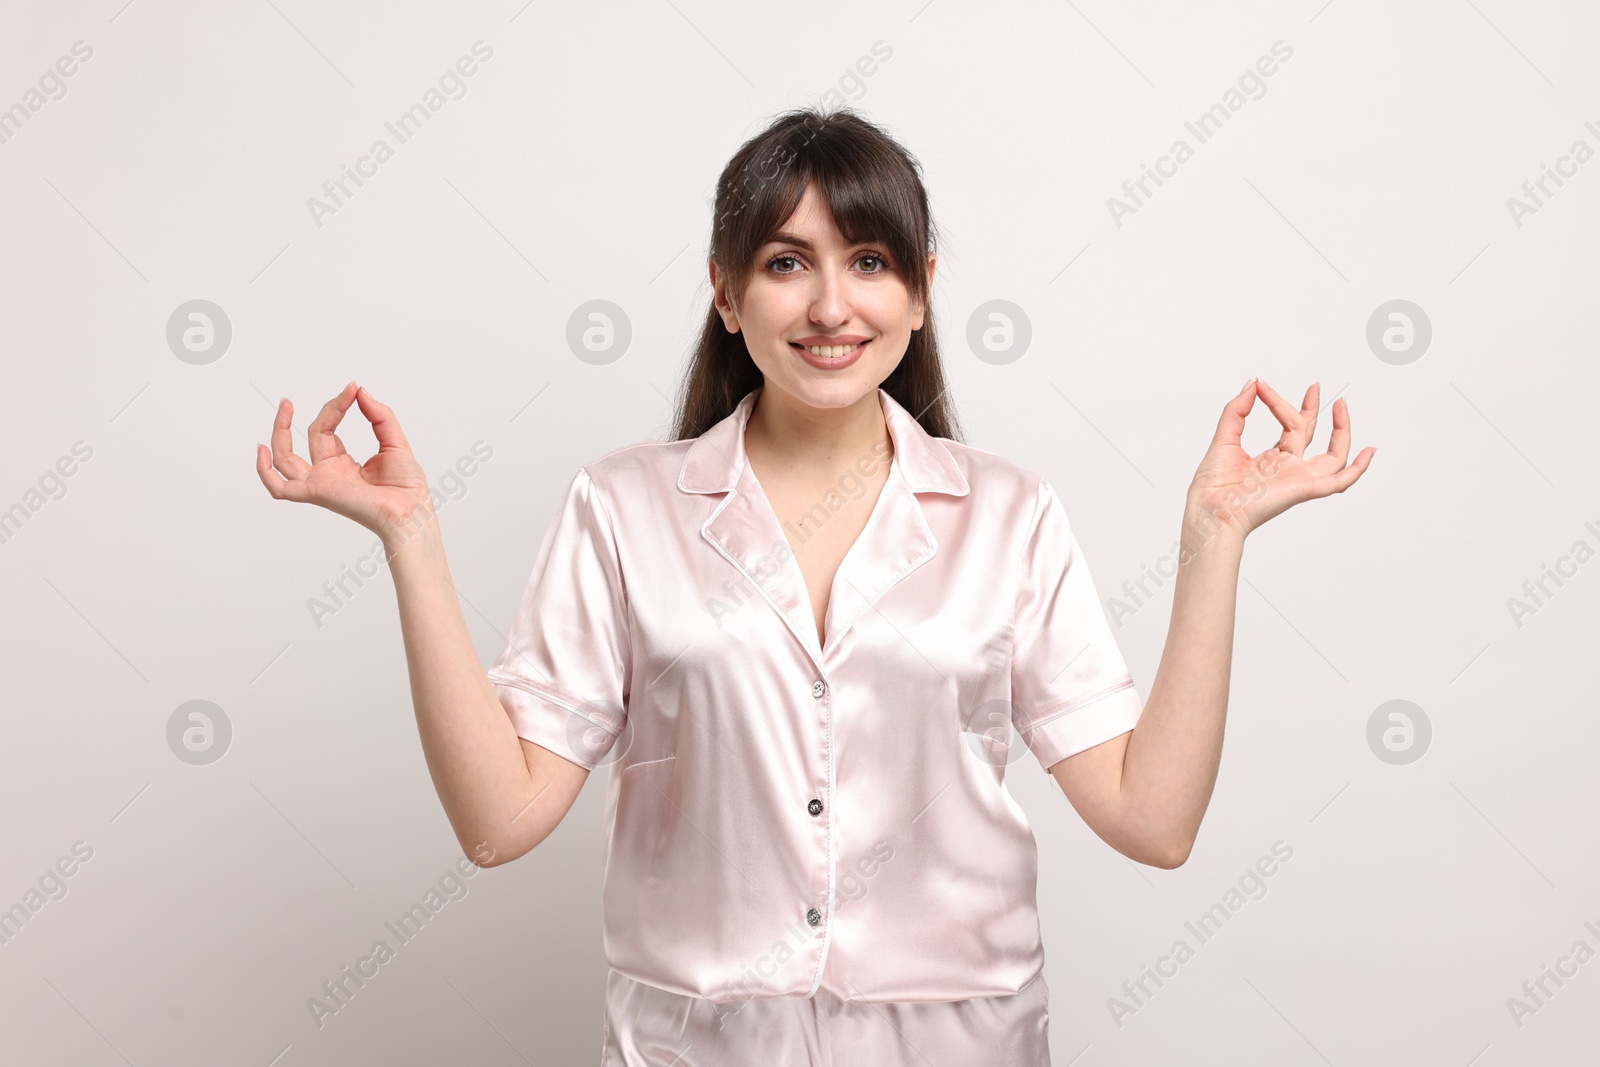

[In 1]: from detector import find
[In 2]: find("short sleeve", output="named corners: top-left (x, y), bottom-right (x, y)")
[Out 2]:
top-left (1011, 478), bottom-right (1144, 773)
top-left (486, 467), bottom-right (631, 771)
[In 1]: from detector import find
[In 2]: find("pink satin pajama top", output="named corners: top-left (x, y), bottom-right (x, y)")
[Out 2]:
top-left (486, 385), bottom-right (1145, 1005)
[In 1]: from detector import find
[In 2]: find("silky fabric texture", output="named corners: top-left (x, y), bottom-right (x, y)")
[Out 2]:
top-left (487, 385), bottom-right (1144, 1005)
top-left (600, 966), bottom-right (1050, 1066)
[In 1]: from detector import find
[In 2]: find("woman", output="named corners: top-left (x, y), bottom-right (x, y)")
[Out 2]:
top-left (255, 108), bottom-right (1373, 1065)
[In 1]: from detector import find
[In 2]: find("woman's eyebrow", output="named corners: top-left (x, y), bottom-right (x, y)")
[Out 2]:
top-left (765, 231), bottom-right (815, 250)
top-left (762, 231), bottom-right (882, 251)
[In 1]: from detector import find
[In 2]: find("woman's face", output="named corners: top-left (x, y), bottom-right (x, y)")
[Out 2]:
top-left (712, 182), bottom-right (934, 415)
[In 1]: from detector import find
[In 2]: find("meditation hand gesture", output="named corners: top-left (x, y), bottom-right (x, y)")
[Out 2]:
top-left (254, 381), bottom-right (432, 543)
top-left (1186, 379), bottom-right (1375, 541)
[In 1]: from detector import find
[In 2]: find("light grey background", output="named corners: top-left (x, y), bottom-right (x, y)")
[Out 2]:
top-left (2, 0), bottom-right (1595, 1063)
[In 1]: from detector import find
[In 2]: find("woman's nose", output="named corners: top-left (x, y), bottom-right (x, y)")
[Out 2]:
top-left (808, 270), bottom-right (849, 325)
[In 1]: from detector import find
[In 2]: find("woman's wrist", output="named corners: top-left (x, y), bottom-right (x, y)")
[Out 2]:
top-left (378, 497), bottom-right (444, 564)
top-left (1179, 490), bottom-right (1250, 561)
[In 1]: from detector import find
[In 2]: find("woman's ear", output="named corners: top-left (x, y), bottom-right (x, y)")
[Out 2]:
top-left (709, 258), bottom-right (741, 334)
top-left (911, 252), bottom-right (936, 330)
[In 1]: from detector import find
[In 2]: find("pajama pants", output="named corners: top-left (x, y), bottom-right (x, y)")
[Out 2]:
top-left (600, 966), bottom-right (1052, 1066)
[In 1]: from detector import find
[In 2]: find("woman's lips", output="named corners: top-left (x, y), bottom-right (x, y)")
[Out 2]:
top-left (792, 339), bottom-right (868, 370)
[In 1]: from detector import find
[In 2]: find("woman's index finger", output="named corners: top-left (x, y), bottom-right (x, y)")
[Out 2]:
top-left (307, 381), bottom-right (360, 438)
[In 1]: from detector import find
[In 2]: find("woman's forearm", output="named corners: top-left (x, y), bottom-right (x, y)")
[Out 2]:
top-left (1097, 378), bottom-right (1371, 865)
top-left (383, 508), bottom-right (566, 864)
top-left (1117, 498), bottom-right (1247, 864)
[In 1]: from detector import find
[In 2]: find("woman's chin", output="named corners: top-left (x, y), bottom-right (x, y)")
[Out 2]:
top-left (767, 375), bottom-right (879, 412)
top-left (759, 355), bottom-right (901, 409)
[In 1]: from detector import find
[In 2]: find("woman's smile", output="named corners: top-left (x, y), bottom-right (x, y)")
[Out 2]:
top-left (791, 337), bottom-right (869, 369)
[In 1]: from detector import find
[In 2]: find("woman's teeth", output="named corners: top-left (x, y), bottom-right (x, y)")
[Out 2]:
top-left (800, 342), bottom-right (863, 357)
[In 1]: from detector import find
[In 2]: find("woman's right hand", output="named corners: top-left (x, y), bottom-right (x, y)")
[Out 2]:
top-left (255, 381), bottom-right (432, 543)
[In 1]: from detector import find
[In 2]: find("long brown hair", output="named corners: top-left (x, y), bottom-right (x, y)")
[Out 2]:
top-left (669, 106), bottom-right (964, 445)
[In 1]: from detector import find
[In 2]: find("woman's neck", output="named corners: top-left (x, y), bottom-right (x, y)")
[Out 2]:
top-left (744, 386), bottom-right (892, 479)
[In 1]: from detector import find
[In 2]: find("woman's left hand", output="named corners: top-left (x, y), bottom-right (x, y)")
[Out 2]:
top-left (1186, 378), bottom-right (1375, 540)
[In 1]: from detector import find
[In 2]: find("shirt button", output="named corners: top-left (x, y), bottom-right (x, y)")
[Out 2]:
top-left (808, 798), bottom-right (823, 816)
top-left (806, 908), bottom-right (822, 926)
top-left (812, 680), bottom-right (827, 699)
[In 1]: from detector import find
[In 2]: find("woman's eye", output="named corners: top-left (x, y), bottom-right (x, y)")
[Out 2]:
top-left (764, 252), bottom-right (889, 274)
